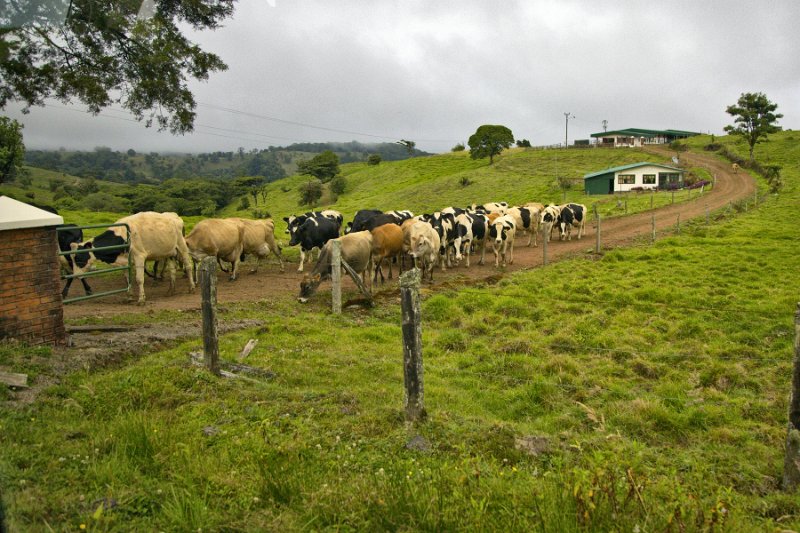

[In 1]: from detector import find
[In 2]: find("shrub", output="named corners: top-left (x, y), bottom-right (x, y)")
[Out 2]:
top-left (238, 196), bottom-right (251, 210)
top-left (458, 176), bottom-right (472, 187)
top-left (329, 174), bottom-right (347, 195)
top-left (298, 179), bottom-right (323, 206)
top-left (367, 154), bottom-right (381, 166)
top-left (451, 143), bottom-right (465, 152)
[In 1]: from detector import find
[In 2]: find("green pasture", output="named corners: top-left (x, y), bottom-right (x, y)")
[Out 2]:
top-left (2, 133), bottom-right (800, 530)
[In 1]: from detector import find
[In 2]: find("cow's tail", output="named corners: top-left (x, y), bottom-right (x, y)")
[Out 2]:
top-left (217, 257), bottom-right (231, 273)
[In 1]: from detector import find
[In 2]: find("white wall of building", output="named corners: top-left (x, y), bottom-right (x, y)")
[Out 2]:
top-left (613, 165), bottom-right (681, 192)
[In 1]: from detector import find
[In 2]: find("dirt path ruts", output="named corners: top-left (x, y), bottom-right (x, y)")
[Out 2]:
top-left (63, 149), bottom-right (755, 319)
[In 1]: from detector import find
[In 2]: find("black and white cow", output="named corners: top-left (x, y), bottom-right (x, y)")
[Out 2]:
top-left (284, 210), bottom-right (343, 236)
top-left (345, 209), bottom-right (384, 234)
top-left (488, 214), bottom-right (516, 267)
top-left (288, 215), bottom-right (340, 272)
top-left (468, 212), bottom-right (491, 266)
top-left (385, 210), bottom-right (415, 224)
top-left (452, 213), bottom-right (475, 267)
top-left (421, 212), bottom-right (457, 269)
top-left (57, 224), bottom-right (93, 298)
top-left (506, 206), bottom-right (540, 247)
top-left (540, 205), bottom-right (562, 242)
top-left (470, 202), bottom-right (508, 215)
top-left (557, 203), bottom-right (587, 240)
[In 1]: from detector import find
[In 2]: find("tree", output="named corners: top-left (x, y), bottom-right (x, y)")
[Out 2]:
top-left (297, 150), bottom-right (340, 183)
top-left (397, 139), bottom-right (416, 157)
top-left (299, 179), bottom-right (323, 207)
top-left (724, 92), bottom-right (783, 162)
top-left (468, 125), bottom-right (514, 164)
top-left (367, 154), bottom-right (382, 166)
top-left (0, 0), bottom-right (234, 134)
top-left (516, 139), bottom-right (531, 148)
top-left (0, 116), bottom-right (25, 183)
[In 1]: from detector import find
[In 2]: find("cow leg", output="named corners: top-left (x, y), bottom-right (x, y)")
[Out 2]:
top-left (79, 276), bottom-right (93, 296)
top-left (134, 256), bottom-right (147, 305)
top-left (61, 277), bottom-right (74, 298)
top-left (494, 243), bottom-right (500, 267)
top-left (508, 241), bottom-right (514, 265)
top-left (273, 245), bottom-right (285, 273)
top-left (464, 242), bottom-right (471, 267)
top-left (166, 258), bottom-right (177, 295)
top-left (297, 249), bottom-right (306, 272)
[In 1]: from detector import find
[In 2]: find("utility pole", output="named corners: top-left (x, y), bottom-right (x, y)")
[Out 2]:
top-left (602, 120), bottom-right (608, 132)
top-left (564, 112), bottom-right (574, 147)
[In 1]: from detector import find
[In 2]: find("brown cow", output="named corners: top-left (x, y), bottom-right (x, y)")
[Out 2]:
top-left (370, 223), bottom-right (404, 283)
top-left (298, 231), bottom-right (373, 303)
top-left (185, 218), bottom-right (246, 281)
top-left (229, 217), bottom-right (284, 273)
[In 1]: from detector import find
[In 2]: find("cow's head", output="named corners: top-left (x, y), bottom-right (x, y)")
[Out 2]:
top-left (283, 216), bottom-right (295, 234)
top-left (298, 273), bottom-right (322, 303)
top-left (68, 242), bottom-right (96, 275)
top-left (489, 219), bottom-right (513, 246)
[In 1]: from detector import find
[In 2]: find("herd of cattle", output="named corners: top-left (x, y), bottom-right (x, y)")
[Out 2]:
top-left (57, 201), bottom-right (587, 304)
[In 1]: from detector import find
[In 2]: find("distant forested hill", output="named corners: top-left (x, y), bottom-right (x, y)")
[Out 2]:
top-left (24, 142), bottom-right (429, 184)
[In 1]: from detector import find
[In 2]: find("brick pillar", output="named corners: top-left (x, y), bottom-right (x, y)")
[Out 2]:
top-left (0, 226), bottom-right (66, 345)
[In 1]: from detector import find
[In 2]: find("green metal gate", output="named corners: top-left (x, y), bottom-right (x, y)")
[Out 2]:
top-left (58, 223), bottom-right (132, 304)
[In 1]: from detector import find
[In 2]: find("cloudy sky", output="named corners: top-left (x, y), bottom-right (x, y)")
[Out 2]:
top-left (6, 0), bottom-right (799, 154)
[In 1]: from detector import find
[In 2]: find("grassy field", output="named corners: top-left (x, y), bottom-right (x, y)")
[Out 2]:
top-left (2, 133), bottom-right (800, 530)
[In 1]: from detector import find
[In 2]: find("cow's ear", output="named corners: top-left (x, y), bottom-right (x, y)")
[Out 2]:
top-left (282, 217), bottom-right (289, 222)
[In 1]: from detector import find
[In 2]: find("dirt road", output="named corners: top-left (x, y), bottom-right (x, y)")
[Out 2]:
top-left (63, 149), bottom-right (755, 319)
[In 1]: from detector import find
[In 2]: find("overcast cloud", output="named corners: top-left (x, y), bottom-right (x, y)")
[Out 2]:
top-left (6, 0), bottom-right (800, 153)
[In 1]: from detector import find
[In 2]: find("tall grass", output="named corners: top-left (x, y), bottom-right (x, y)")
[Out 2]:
top-left (1, 132), bottom-right (799, 530)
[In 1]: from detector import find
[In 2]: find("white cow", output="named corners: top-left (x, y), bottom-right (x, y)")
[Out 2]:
top-left (407, 221), bottom-right (441, 282)
top-left (84, 211), bottom-right (195, 304)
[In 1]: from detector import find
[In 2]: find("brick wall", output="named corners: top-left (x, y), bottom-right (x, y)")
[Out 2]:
top-left (0, 226), bottom-right (66, 345)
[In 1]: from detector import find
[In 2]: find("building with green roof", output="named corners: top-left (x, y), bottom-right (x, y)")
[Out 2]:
top-left (590, 128), bottom-right (700, 148)
top-left (583, 162), bottom-right (685, 195)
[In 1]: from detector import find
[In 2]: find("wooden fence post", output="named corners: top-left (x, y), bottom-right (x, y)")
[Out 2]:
top-left (331, 240), bottom-right (342, 314)
top-left (650, 189), bottom-right (654, 209)
top-left (783, 303), bottom-right (800, 490)
top-left (400, 269), bottom-right (426, 422)
top-left (542, 224), bottom-right (548, 265)
top-left (671, 190), bottom-right (675, 204)
top-left (676, 213), bottom-right (681, 235)
top-left (651, 213), bottom-right (656, 243)
top-left (198, 257), bottom-right (220, 376)
top-left (594, 204), bottom-right (601, 254)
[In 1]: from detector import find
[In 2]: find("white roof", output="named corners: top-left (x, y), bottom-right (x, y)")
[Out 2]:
top-left (0, 196), bottom-right (63, 231)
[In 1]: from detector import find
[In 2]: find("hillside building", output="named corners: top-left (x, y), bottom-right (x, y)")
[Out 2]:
top-left (583, 162), bottom-right (685, 195)
top-left (590, 128), bottom-right (700, 148)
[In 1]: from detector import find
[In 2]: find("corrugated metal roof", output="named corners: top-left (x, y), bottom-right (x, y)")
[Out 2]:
top-left (583, 162), bottom-right (684, 180)
top-left (0, 196), bottom-right (63, 230)
top-left (590, 128), bottom-right (701, 138)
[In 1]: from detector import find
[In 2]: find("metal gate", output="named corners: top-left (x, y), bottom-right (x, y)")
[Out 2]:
top-left (58, 223), bottom-right (132, 304)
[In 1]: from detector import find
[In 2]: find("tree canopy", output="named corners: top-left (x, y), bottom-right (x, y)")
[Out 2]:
top-left (468, 125), bottom-right (514, 164)
top-left (724, 92), bottom-right (782, 162)
top-left (0, 0), bottom-right (235, 134)
top-left (296, 150), bottom-right (340, 183)
top-left (0, 116), bottom-right (25, 183)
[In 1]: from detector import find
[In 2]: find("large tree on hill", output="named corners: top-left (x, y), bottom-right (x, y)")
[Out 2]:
top-left (724, 92), bottom-right (782, 163)
top-left (0, 116), bottom-right (25, 184)
top-left (297, 150), bottom-right (340, 183)
top-left (0, 0), bottom-right (235, 134)
top-left (468, 124), bottom-right (514, 164)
